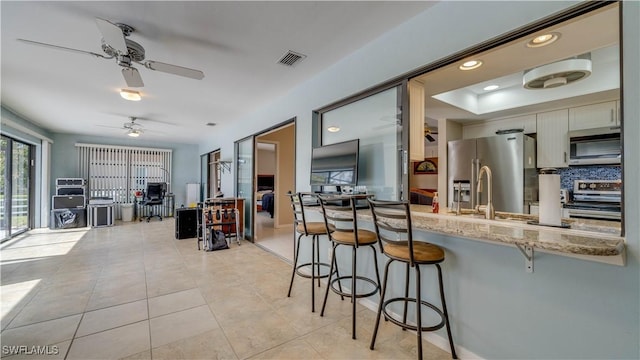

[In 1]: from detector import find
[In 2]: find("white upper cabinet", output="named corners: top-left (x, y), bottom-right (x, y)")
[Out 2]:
top-left (568, 101), bottom-right (618, 131)
top-left (463, 114), bottom-right (536, 139)
top-left (537, 109), bottom-right (569, 168)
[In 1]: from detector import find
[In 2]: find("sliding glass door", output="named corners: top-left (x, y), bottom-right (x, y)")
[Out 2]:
top-left (235, 136), bottom-right (254, 240)
top-left (1, 135), bottom-right (33, 241)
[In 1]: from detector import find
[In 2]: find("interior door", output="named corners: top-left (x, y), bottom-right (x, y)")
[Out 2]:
top-left (235, 136), bottom-right (254, 240)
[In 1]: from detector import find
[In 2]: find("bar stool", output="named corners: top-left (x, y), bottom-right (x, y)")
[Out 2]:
top-left (318, 194), bottom-right (381, 340)
top-left (368, 199), bottom-right (457, 359)
top-left (287, 192), bottom-right (335, 312)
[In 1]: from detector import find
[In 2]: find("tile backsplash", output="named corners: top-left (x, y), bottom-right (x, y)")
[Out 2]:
top-left (556, 165), bottom-right (621, 190)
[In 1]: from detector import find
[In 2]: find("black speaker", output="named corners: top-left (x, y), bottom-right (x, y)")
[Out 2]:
top-left (175, 208), bottom-right (198, 239)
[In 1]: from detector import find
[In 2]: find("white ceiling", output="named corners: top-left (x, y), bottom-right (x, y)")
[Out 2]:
top-left (1, 1), bottom-right (433, 144)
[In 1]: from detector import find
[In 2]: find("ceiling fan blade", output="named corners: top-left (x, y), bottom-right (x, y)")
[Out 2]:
top-left (17, 39), bottom-right (110, 59)
top-left (143, 60), bottom-right (205, 80)
top-left (122, 67), bottom-right (144, 87)
top-left (95, 18), bottom-right (128, 54)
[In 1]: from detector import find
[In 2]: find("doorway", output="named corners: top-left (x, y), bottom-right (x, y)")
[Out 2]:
top-left (253, 123), bottom-right (295, 261)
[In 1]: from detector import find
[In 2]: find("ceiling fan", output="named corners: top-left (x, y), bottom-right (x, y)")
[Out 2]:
top-left (123, 117), bottom-right (144, 137)
top-left (98, 116), bottom-right (157, 137)
top-left (17, 18), bottom-right (205, 87)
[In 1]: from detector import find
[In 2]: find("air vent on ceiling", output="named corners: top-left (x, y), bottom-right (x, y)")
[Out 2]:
top-left (278, 50), bottom-right (307, 67)
top-left (206, 122), bottom-right (216, 127)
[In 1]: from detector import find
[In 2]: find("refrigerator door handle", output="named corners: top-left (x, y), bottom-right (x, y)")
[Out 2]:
top-left (471, 159), bottom-right (476, 209)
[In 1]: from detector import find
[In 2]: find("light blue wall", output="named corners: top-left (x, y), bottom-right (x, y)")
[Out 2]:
top-left (50, 133), bottom-right (199, 208)
top-left (199, 1), bottom-right (639, 358)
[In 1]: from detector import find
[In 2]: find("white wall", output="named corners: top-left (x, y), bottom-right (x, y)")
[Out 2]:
top-left (199, 2), bottom-right (639, 358)
top-left (257, 148), bottom-right (276, 175)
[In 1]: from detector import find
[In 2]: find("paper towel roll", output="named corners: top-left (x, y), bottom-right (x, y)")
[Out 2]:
top-left (539, 174), bottom-right (562, 226)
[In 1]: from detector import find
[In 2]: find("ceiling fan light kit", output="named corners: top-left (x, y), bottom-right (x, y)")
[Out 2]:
top-left (120, 89), bottom-right (141, 101)
top-left (127, 129), bottom-right (141, 137)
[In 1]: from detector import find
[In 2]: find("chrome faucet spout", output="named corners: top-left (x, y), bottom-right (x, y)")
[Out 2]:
top-left (475, 165), bottom-right (495, 220)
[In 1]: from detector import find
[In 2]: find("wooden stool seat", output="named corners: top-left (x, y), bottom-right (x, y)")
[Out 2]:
top-left (331, 229), bottom-right (377, 245)
top-left (296, 222), bottom-right (335, 235)
top-left (383, 241), bottom-right (445, 264)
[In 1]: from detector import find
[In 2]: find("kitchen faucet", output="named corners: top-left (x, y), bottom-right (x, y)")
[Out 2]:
top-left (475, 165), bottom-right (495, 220)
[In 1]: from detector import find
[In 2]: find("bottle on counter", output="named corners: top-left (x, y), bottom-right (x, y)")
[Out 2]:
top-left (432, 192), bottom-right (439, 213)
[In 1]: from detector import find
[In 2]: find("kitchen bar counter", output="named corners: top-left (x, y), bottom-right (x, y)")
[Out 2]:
top-left (315, 203), bottom-right (625, 267)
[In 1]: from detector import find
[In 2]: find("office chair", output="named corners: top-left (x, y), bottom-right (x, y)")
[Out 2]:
top-left (140, 182), bottom-right (166, 222)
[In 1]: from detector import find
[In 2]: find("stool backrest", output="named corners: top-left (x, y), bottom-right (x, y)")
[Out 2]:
top-left (318, 194), bottom-right (369, 247)
top-left (287, 192), bottom-right (310, 235)
top-left (367, 199), bottom-right (416, 266)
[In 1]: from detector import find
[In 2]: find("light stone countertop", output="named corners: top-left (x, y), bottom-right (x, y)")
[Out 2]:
top-left (316, 204), bottom-right (625, 259)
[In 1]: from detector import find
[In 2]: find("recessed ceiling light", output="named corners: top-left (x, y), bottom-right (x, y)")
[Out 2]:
top-left (327, 126), bottom-right (340, 133)
top-left (120, 89), bottom-right (141, 101)
top-left (483, 85), bottom-right (500, 91)
top-left (459, 60), bottom-right (483, 71)
top-left (526, 32), bottom-right (560, 48)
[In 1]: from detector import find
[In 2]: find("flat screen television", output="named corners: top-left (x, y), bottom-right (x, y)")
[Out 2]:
top-left (310, 139), bottom-right (359, 187)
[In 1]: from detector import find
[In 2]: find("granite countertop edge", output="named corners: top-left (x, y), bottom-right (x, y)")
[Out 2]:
top-left (317, 205), bottom-right (625, 257)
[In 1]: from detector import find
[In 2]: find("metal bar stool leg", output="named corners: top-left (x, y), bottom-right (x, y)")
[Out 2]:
top-left (311, 235), bottom-right (317, 312)
top-left (351, 246), bottom-right (357, 339)
top-left (403, 262), bottom-right (410, 329)
top-left (320, 243), bottom-right (338, 316)
top-left (287, 233), bottom-right (303, 297)
top-left (415, 264), bottom-right (423, 360)
top-left (370, 245), bottom-right (382, 296)
top-left (370, 259), bottom-right (393, 350)
top-left (316, 235), bottom-right (322, 287)
top-left (437, 263), bottom-right (458, 359)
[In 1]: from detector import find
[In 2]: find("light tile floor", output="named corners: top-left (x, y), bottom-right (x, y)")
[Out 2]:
top-left (1, 219), bottom-right (452, 359)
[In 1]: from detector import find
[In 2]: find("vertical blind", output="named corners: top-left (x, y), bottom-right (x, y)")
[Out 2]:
top-left (76, 143), bottom-right (172, 218)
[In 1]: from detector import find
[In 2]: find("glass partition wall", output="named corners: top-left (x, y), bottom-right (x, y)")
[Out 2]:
top-left (318, 85), bottom-right (404, 200)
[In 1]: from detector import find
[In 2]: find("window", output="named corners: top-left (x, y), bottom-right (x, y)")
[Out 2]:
top-left (76, 144), bottom-right (172, 218)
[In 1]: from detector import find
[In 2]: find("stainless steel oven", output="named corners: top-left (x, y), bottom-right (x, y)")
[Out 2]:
top-left (564, 180), bottom-right (621, 221)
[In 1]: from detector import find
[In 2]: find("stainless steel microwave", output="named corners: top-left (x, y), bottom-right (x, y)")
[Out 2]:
top-left (569, 127), bottom-right (621, 165)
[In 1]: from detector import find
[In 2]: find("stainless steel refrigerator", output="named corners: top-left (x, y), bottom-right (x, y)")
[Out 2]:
top-left (447, 133), bottom-right (538, 214)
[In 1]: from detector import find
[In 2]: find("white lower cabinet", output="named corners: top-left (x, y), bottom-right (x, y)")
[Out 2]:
top-left (537, 109), bottom-right (569, 168)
